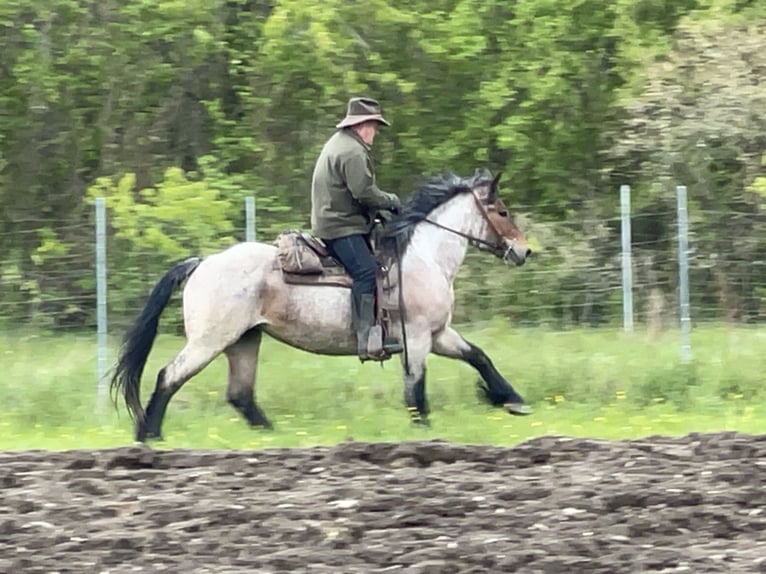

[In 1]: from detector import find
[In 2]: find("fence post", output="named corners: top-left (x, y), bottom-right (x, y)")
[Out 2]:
top-left (676, 185), bottom-right (692, 361)
top-left (95, 197), bottom-right (108, 409)
top-left (620, 184), bottom-right (634, 332)
top-left (246, 196), bottom-right (256, 241)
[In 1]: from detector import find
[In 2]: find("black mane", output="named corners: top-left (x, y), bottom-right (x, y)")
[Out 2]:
top-left (377, 168), bottom-right (493, 253)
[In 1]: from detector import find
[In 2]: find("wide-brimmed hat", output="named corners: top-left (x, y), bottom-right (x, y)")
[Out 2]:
top-left (336, 97), bottom-right (391, 129)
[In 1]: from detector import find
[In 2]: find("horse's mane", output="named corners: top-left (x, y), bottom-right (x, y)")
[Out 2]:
top-left (378, 168), bottom-right (493, 254)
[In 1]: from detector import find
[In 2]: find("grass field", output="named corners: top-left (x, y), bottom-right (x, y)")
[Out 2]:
top-left (1, 321), bottom-right (764, 451)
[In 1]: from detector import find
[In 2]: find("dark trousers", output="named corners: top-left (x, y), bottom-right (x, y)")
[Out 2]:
top-left (323, 234), bottom-right (377, 300)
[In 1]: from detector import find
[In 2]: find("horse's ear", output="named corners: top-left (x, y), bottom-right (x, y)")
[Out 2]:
top-left (488, 171), bottom-right (502, 202)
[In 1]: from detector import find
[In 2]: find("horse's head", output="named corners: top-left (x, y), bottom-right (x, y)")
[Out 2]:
top-left (470, 170), bottom-right (532, 266)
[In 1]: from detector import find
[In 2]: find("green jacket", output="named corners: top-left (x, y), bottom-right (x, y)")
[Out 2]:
top-left (310, 128), bottom-right (400, 240)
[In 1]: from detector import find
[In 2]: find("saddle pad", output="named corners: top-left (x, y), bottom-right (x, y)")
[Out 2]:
top-left (279, 268), bottom-right (353, 288)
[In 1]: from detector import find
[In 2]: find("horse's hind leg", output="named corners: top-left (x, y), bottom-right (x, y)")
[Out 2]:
top-left (431, 326), bottom-right (532, 415)
top-left (140, 340), bottom-right (224, 441)
top-left (224, 328), bottom-right (272, 430)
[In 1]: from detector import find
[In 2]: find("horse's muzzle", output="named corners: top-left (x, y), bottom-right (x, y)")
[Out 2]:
top-left (502, 242), bottom-right (532, 266)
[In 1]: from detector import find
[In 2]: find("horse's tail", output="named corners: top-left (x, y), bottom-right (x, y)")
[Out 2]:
top-left (110, 256), bottom-right (202, 423)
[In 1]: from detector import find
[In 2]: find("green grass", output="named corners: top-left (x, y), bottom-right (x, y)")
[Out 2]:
top-left (1, 321), bottom-right (765, 451)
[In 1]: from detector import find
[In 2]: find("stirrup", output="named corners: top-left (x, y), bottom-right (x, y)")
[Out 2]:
top-left (358, 326), bottom-right (396, 362)
top-left (365, 327), bottom-right (403, 361)
top-left (367, 325), bottom-right (384, 356)
top-left (382, 338), bottom-right (403, 354)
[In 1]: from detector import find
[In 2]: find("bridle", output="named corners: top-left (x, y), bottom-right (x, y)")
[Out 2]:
top-left (422, 189), bottom-right (519, 261)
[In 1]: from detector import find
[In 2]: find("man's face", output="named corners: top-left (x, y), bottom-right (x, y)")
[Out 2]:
top-left (355, 121), bottom-right (380, 146)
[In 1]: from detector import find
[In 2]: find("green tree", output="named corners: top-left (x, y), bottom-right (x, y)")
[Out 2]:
top-left (608, 6), bottom-right (766, 322)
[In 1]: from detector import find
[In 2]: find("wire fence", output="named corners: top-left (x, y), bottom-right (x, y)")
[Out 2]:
top-left (1, 184), bottom-right (765, 395)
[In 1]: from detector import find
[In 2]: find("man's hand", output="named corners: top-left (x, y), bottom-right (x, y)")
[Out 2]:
top-left (388, 193), bottom-right (402, 213)
top-left (376, 209), bottom-right (395, 224)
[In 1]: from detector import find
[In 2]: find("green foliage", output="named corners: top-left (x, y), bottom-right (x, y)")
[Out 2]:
top-left (748, 158), bottom-right (766, 201)
top-left (0, 0), bottom-right (762, 329)
top-left (608, 13), bottom-right (766, 323)
top-left (84, 168), bottom-right (237, 326)
top-left (88, 168), bottom-right (235, 259)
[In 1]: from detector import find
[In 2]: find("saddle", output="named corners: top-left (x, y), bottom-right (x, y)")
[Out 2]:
top-left (273, 229), bottom-right (398, 287)
top-left (273, 230), bottom-right (353, 287)
top-left (273, 229), bottom-right (400, 345)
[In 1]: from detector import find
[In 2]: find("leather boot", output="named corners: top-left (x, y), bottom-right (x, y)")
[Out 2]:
top-left (353, 293), bottom-right (381, 360)
top-left (353, 293), bottom-right (401, 361)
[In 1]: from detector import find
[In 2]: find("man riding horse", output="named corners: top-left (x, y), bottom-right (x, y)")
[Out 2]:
top-left (310, 97), bottom-right (403, 362)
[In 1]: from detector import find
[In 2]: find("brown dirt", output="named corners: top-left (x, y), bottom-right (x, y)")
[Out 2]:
top-left (1, 432), bottom-right (765, 573)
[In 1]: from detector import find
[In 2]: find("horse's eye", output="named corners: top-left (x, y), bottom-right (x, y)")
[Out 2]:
top-left (498, 210), bottom-right (508, 217)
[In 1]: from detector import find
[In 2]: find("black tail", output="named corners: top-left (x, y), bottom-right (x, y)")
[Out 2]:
top-left (110, 257), bottom-right (202, 423)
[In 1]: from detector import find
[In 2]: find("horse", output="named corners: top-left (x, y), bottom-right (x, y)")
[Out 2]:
top-left (110, 168), bottom-right (534, 442)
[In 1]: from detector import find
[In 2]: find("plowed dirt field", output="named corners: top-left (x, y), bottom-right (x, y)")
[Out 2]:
top-left (1, 432), bottom-right (765, 573)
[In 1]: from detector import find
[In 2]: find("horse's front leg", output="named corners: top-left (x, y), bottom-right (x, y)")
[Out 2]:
top-left (432, 326), bottom-right (532, 416)
top-left (400, 329), bottom-right (432, 426)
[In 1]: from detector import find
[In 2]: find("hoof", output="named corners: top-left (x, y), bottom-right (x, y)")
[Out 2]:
top-left (407, 408), bottom-right (430, 427)
top-left (505, 402), bottom-right (533, 416)
top-left (136, 434), bottom-right (163, 443)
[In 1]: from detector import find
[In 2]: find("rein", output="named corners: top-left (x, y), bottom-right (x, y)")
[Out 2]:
top-left (420, 189), bottom-right (510, 258)
top-left (421, 217), bottom-right (502, 253)
top-left (393, 237), bottom-right (410, 376)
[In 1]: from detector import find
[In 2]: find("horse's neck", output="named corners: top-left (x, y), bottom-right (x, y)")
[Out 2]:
top-left (404, 192), bottom-right (485, 282)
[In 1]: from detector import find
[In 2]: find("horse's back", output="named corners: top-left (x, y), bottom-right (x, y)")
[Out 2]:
top-left (208, 240), bottom-right (277, 267)
top-left (190, 240), bottom-right (279, 290)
